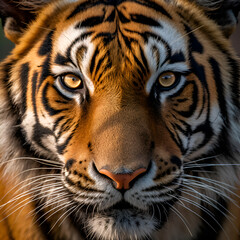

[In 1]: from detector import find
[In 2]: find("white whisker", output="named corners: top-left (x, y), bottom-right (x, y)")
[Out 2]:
top-left (184, 163), bottom-right (240, 169)
top-left (178, 197), bottom-right (230, 240)
top-left (182, 179), bottom-right (240, 206)
top-left (49, 205), bottom-right (76, 233)
top-left (0, 177), bottom-right (62, 209)
top-left (31, 192), bottom-right (70, 218)
top-left (166, 203), bottom-right (193, 237)
top-left (0, 174), bottom-right (61, 206)
top-left (36, 201), bottom-right (74, 227)
top-left (0, 157), bottom-right (63, 168)
top-left (184, 174), bottom-right (238, 190)
top-left (184, 154), bottom-right (222, 165)
top-left (2, 185), bottom-right (64, 216)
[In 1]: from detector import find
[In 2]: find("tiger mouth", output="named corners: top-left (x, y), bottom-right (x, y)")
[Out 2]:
top-left (71, 200), bottom-right (138, 214)
top-left (76, 198), bottom-right (179, 240)
top-left (101, 200), bottom-right (144, 215)
top-left (106, 198), bottom-right (177, 219)
top-left (74, 197), bottom-right (178, 227)
top-left (108, 200), bottom-right (136, 211)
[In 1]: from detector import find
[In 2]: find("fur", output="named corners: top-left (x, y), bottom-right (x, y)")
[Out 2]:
top-left (0, 0), bottom-right (240, 239)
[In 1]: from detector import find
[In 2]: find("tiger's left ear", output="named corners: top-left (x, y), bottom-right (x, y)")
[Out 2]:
top-left (195, 0), bottom-right (240, 38)
top-left (0, 0), bottom-right (49, 43)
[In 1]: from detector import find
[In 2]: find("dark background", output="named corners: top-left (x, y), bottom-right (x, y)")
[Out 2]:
top-left (0, 19), bottom-right (14, 60)
top-left (0, 18), bottom-right (239, 61)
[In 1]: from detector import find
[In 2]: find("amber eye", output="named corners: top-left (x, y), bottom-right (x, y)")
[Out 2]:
top-left (61, 74), bottom-right (82, 89)
top-left (158, 72), bottom-right (177, 88)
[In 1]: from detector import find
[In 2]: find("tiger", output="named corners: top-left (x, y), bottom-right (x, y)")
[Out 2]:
top-left (0, 0), bottom-right (240, 239)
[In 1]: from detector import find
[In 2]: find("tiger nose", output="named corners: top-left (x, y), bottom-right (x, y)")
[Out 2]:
top-left (99, 168), bottom-right (147, 190)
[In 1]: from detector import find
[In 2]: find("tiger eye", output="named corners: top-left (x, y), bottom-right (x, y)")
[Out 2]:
top-left (62, 74), bottom-right (82, 89)
top-left (158, 72), bottom-right (176, 87)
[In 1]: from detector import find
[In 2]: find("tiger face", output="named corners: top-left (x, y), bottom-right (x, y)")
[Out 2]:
top-left (0, 0), bottom-right (240, 240)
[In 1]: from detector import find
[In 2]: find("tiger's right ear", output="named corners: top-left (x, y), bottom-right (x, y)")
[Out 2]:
top-left (194, 0), bottom-right (240, 38)
top-left (0, 0), bottom-right (50, 43)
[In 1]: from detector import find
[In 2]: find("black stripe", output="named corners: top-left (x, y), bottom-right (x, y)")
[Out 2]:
top-left (38, 30), bottom-right (54, 56)
top-left (94, 52), bottom-right (109, 76)
top-left (67, 0), bottom-right (121, 20)
top-left (227, 56), bottom-right (240, 109)
top-left (184, 24), bottom-right (204, 54)
top-left (20, 62), bottom-right (30, 113)
top-left (54, 53), bottom-right (69, 65)
top-left (67, 0), bottom-right (172, 20)
top-left (38, 55), bottom-right (51, 88)
top-left (174, 122), bottom-right (189, 137)
top-left (118, 10), bottom-right (131, 23)
top-left (42, 83), bottom-right (67, 116)
top-left (130, 14), bottom-right (162, 27)
top-left (92, 31), bottom-right (116, 44)
top-left (95, 62), bottom-right (112, 82)
top-left (208, 57), bottom-right (228, 124)
top-left (119, 27), bottom-right (133, 49)
top-left (133, 52), bottom-right (147, 76)
top-left (169, 51), bottom-right (185, 64)
top-left (89, 47), bottom-right (100, 74)
top-left (31, 71), bottom-right (38, 121)
top-left (139, 46), bottom-right (149, 73)
top-left (106, 9), bottom-right (116, 22)
top-left (75, 15), bottom-right (105, 28)
top-left (57, 133), bottom-right (74, 154)
top-left (67, 0), bottom-right (103, 20)
top-left (132, 0), bottom-right (172, 19)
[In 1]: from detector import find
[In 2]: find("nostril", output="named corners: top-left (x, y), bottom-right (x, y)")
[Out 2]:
top-left (99, 168), bottom-right (147, 190)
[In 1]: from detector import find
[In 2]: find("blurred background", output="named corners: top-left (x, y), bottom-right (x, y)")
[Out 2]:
top-left (0, 18), bottom-right (239, 61)
top-left (0, 19), bottom-right (14, 60)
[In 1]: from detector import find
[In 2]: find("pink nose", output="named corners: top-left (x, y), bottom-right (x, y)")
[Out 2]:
top-left (99, 168), bottom-right (147, 190)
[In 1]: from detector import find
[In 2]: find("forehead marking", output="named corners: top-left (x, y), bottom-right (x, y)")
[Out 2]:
top-left (55, 15), bottom-right (188, 96)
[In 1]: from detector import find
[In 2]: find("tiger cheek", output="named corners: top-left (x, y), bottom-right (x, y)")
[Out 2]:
top-left (153, 125), bottom-right (183, 182)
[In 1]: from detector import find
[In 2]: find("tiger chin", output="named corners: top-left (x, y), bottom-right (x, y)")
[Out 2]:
top-left (0, 0), bottom-right (240, 240)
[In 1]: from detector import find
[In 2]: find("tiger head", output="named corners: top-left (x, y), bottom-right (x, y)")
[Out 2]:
top-left (0, 0), bottom-right (240, 239)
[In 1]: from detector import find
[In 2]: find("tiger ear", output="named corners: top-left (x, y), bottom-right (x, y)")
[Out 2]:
top-left (195, 0), bottom-right (240, 38)
top-left (0, 0), bottom-right (50, 43)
